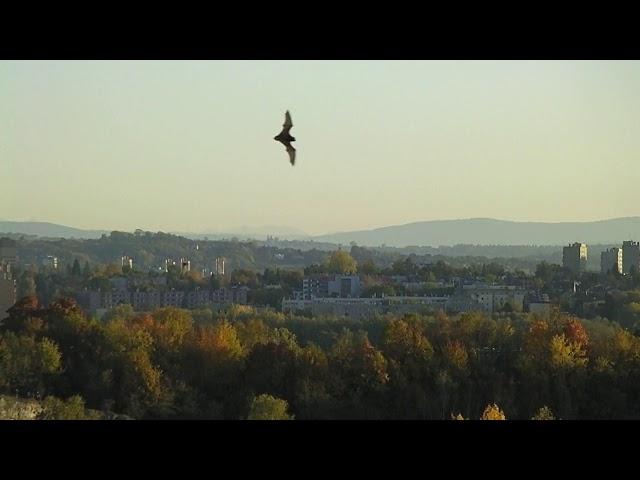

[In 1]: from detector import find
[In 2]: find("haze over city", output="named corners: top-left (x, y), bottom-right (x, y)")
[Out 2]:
top-left (2, 60), bottom-right (640, 236)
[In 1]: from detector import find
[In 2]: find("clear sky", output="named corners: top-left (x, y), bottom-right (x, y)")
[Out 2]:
top-left (2, 61), bottom-right (639, 235)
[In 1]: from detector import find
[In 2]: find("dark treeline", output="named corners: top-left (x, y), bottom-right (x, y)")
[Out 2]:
top-left (2, 296), bottom-right (640, 420)
top-left (14, 231), bottom-right (328, 272)
top-left (12, 231), bottom-right (570, 275)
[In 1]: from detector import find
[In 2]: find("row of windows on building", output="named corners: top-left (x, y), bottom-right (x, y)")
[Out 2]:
top-left (77, 286), bottom-right (249, 311)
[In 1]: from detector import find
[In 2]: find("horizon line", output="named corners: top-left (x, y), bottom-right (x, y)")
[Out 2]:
top-left (2, 215), bottom-right (640, 239)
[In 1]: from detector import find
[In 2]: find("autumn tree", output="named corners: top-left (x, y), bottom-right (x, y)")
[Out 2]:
top-left (382, 318), bottom-right (434, 365)
top-left (443, 340), bottom-right (469, 371)
top-left (150, 307), bottom-right (194, 353)
top-left (329, 330), bottom-right (389, 418)
top-left (562, 318), bottom-right (589, 349)
top-left (480, 403), bottom-right (506, 420)
top-left (101, 318), bottom-right (166, 418)
top-left (549, 333), bottom-right (587, 370)
top-left (382, 317), bottom-right (435, 418)
top-left (2, 296), bottom-right (44, 336)
top-left (183, 321), bottom-right (245, 417)
top-left (291, 344), bottom-right (332, 419)
top-left (235, 318), bottom-right (273, 350)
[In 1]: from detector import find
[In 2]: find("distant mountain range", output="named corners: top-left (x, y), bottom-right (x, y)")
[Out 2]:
top-left (313, 217), bottom-right (640, 247)
top-left (2, 217), bottom-right (640, 247)
top-left (0, 221), bottom-right (109, 239)
top-left (177, 225), bottom-right (310, 241)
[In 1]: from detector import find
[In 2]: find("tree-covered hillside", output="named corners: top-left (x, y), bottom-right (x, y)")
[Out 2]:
top-left (3, 296), bottom-right (640, 420)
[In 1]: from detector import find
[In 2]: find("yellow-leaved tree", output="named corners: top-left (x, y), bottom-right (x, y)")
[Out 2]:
top-left (480, 403), bottom-right (506, 420)
top-left (327, 250), bottom-right (358, 274)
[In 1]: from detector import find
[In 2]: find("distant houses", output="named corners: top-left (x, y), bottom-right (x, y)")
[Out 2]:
top-left (283, 273), bottom-right (529, 319)
top-left (75, 274), bottom-right (249, 317)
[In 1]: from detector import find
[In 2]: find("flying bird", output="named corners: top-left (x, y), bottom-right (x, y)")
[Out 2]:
top-left (274, 110), bottom-right (296, 166)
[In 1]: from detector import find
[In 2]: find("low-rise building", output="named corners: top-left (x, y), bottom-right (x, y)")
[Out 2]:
top-left (302, 274), bottom-right (362, 299)
top-left (110, 276), bottom-right (128, 291)
top-left (77, 285), bottom-right (249, 313)
top-left (283, 294), bottom-right (478, 319)
top-left (525, 293), bottom-right (552, 316)
top-left (163, 289), bottom-right (185, 307)
top-left (186, 289), bottom-right (211, 309)
top-left (461, 284), bottom-right (526, 312)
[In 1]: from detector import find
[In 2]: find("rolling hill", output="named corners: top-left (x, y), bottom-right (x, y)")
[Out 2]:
top-left (313, 217), bottom-right (640, 247)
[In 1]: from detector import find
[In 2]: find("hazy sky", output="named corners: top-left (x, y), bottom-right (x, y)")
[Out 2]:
top-left (2, 61), bottom-right (639, 235)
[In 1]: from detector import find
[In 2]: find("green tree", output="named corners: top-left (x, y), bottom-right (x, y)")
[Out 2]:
top-left (38, 395), bottom-right (101, 420)
top-left (246, 394), bottom-right (294, 420)
top-left (531, 405), bottom-right (556, 420)
top-left (358, 259), bottom-right (379, 275)
top-left (0, 333), bottom-right (62, 395)
top-left (244, 339), bottom-right (300, 403)
top-left (17, 273), bottom-right (37, 298)
top-left (72, 259), bottom-right (82, 276)
top-left (362, 284), bottom-right (397, 298)
top-left (102, 304), bottom-right (136, 323)
top-left (210, 274), bottom-right (223, 290)
top-left (327, 250), bottom-right (358, 275)
top-left (104, 264), bottom-right (122, 276)
top-left (391, 257), bottom-right (416, 276)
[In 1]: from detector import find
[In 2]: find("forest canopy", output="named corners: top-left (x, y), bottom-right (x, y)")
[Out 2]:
top-left (2, 296), bottom-right (640, 420)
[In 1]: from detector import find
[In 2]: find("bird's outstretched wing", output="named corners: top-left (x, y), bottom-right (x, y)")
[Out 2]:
top-left (286, 143), bottom-right (296, 166)
top-left (283, 110), bottom-right (293, 129)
